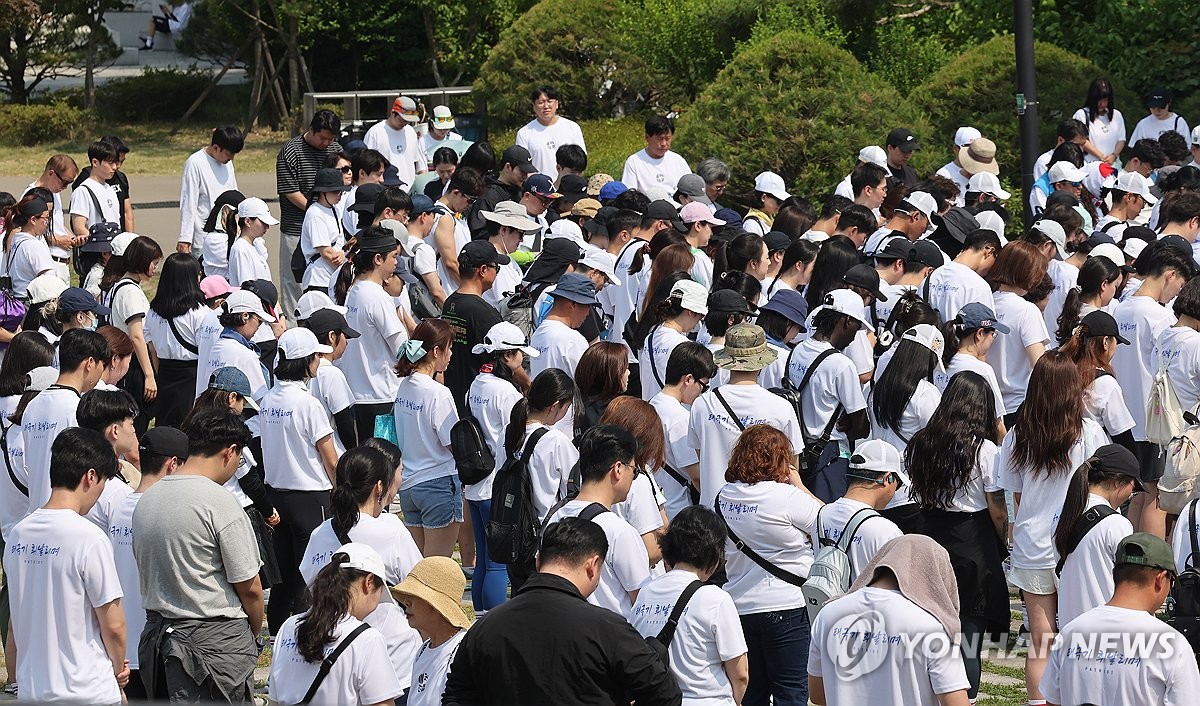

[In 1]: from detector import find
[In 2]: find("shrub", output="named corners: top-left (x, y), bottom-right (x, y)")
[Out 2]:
top-left (673, 30), bottom-right (934, 201)
top-left (867, 21), bottom-right (954, 96)
top-left (909, 35), bottom-right (1139, 179)
top-left (0, 101), bottom-right (90, 146)
top-left (474, 0), bottom-right (677, 129)
top-left (94, 68), bottom-right (213, 123)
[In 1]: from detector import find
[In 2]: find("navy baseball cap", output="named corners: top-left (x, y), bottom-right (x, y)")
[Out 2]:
top-left (955, 302), bottom-right (1010, 334)
top-left (409, 193), bottom-right (437, 217)
top-left (523, 174), bottom-right (561, 199)
top-left (552, 273), bottom-right (598, 305)
top-left (763, 231), bottom-right (791, 254)
top-left (58, 287), bottom-right (110, 316)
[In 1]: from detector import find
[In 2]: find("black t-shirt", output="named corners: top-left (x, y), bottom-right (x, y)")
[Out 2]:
top-left (442, 291), bottom-right (502, 414)
top-left (74, 168), bottom-right (131, 231)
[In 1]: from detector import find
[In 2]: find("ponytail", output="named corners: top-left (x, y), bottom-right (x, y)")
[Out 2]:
top-left (940, 319), bottom-right (963, 370)
top-left (297, 555), bottom-right (379, 662)
top-left (1056, 287), bottom-right (1084, 345)
top-left (505, 368), bottom-right (576, 457)
top-left (334, 247), bottom-right (377, 305)
top-left (713, 233), bottom-right (766, 282)
top-left (329, 447), bottom-right (395, 544)
top-left (1054, 457), bottom-right (1134, 559)
top-left (625, 241), bottom-right (652, 275)
top-left (504, 399), bottom-right (531, 459)
top-left (394, 319), bottom-right (454, 378)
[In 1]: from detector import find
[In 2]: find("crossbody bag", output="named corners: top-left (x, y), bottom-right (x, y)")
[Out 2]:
top-left (714, 494), bottom-right (806, 587)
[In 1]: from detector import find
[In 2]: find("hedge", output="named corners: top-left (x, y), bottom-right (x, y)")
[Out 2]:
top-left (0, 102), bottom-right (90, 147)
top-left (474, 0), bottom-right (677, 129)
top-left (673, 30), bottom-right (935, 201)
top-left (909, 35), bottom-right (1140, 177)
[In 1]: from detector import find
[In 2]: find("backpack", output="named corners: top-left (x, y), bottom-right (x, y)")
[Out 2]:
top-left (403, 243), bottom-right (443, 320)
top-left (450, 411), bottom-right (496, 486)
top-left (486, 428), bottom-right (550, 565)
top-left (801, 506), bottom-right (879, 623)
top-left (1146, 346), bottom-right (1187, 446)
top-left (1160, 422), bottom-right (1200, 514)
top-left (498, 283), bottom-right (538, 339)
top-left (769, 348), bottom-right (840, 479)
top-left (1168, 500), bottom-right (1200, 655)
top-left (1054, 504), bottom-right (1117, 575)
top-left (644, 580), bottom-right (704, 668)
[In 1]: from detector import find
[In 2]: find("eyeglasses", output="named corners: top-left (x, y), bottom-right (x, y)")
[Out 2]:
top-left (338, 166), bottom-right (352, 174)
top-left (710, 183), bottom-right (728, 193)
top-left (52, 170), bottom-right (72, 187)
top-left (533, 98), bottom-right (558, 106)
top-left (697, 377), bottom-right (711, 392)
top-left (461, 193), bottom-right (479, 205)
top-left (484, 263), bottom-right (502, 272)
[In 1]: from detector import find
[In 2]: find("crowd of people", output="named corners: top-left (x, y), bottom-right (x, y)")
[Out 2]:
top-left (0, 77), bottom-right (1200, 705)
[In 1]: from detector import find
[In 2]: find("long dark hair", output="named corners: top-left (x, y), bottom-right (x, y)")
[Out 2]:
top-left (1083, 78), bottom-right (1116, 122)
top-left (334, 226), bottom-right (394, 305)
top-left (1054, 455), bottom-right (1133, 558)
top-left (330, 446), bottom-right (396, 544)
top-left (150, 253), bottom-right (205, 319)
top-left (1011, 351), bottom-right (1084, 477)
top-left (805, 236), bottom-right (860, 312)
top-left (767, 238), bottom-right (818, 293)
top-left (906, 371), bottom-right (998, 510)
top-left (713, 232), bottom-right (765, 281)
top-left (0, 332), bottom-right (53, 398)
top-left (297, 553), bottom-right (380, 662)
top-left (505, 368), bottom-right (575, 457)
top-left (1058, 318), bottom-right (1114, 391)
top-left (871, 337), bottom-right (938, 435)
top-left (1056, 257), bottom-right (1120, 344)
top-left (630, 271), bottom-right (691, 354)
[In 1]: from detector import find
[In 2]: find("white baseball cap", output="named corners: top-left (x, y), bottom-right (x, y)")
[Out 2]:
top-left (753, 171), bottom-right (791, 202)
top-left (237, 197), bottom-right (280, 225)
top-left (902, 191), bottom-right (937, 221)
top-left (277, 326), bottom-right (333, 360)
top-left (579, 248), bottom-right (622, 286)
top-left (472, 321), bottom-right (539, 357)
top-left (1123, 238), bottom-right (1148, 260)
top-left (810, 289), bottom-right (872, 329)
top-left (545, 219), bottom-right (588, 249)
top-left (110, 231), bottom-right (139, 257)
top-left (1192, 125), bottom-right (1200, 147)
top-left (1048, 161), bottom-right (1086, 184)
top-left (1114, 171), bottom-right (1158, 205)
top-left (670, 280), bottom-right (709, 315)
top-left (974, 210), bottom-right (1007, 241)
top-left (857, 145), bottom-right (888, 169)
top-left (967, 172), bottom-right (1011, 200)
top-left (336, 542), bottom-right (389, 584)
top-left (901, 323), bottom-right (947, 373)
top-left (25, 366), bottom-right (58, 392)
top-left (954, 126), bottom-right (982, 148)
top-left (1035, 218), bottom-right (1068, 259)
top-left (801, 229), bottom-right (831, 243)
top-left (223, 289), bottom-right (277, 323)
top-left (1090, 243), bottom-right (1129, 270)
top-left (26, 273), bottom-right (68, 304)
top-left (849, 439), bottom-right (910, 487)
top-left (295, 290), bottom-right (346, 320)
top-left (431, 105), bottom-right (455, 130)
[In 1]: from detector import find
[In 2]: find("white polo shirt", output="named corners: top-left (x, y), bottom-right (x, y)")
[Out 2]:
top-left (21, 385), bottom-right (81, 512)
top-left (547, 499), bottom-right (650, 618)
top-left (649, 392), bottom-right (699, 520)
top-left (529, 318), bottom-right (587, 377)
top-left (260, 379), bottom-right (335, 491)
top-left (816, 498), bottom-right (903, 582)
top-left (687, 384), bottom-right (805, 508)
top-left (301, 203), bottom-right (345, 290)
top-left (338, 280), bottom-right (407, 405)
top-left (465, 372), bottom-right (523, 503)
top-left (1057, 494), bottom-right (1134, 627)
top-left (925, 261), bottom-right (994, 324)
top-left (393, 372), bottom-right (458, 490)
top-left (987, 290), bottom-right (1050, 414)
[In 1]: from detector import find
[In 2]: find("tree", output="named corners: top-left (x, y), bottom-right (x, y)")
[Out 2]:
top-left (0, 0), bottom-right (113, 104)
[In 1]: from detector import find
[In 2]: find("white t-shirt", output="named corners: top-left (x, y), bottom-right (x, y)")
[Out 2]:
top-left (1084, 374), bottom-right (1136, 439)
top-left (1129, 113), bottom-right (1191, 148)
top-left (716, 480), bottom-right (818, 614)
top-left (867, 378), bottom-right (941, 456)
top-left (756, 342), bottom-right (790, 391)
top-left (0, 416), bottom-right (28, 539)
top-left (227, 237), bottom-right (272, 287)
top-left (108, 490), bottom-right (145, 669)
top-left (5, 232), bottom-right (54, 298)
top-left (201, 334), bottom-right (269, 404)
top-left (599, 239), bottom-right (649, 354)
top-left (364, 121), bottom-right (425, 189)
top-left (935, 353), bottom-right (1005, 419)
top-left (691, 249), bottom-right (714, 290)
top-left (86, 476), bottom-right (133, 533)
top-left (1154, 325), bottom-right (1200, 414)
top-left (639, 324), bottom-right (690, 401)
top-left (1073, 107), bottom-right (1127, 162)
top-left (1111, 295), bottom-right (1177, 439)
top-left (4, 508), bottom-right (123, 705)
top-left (621, 149), bottom-right (691, 193)
top-left (465, 372), bottom-right (523, 502)
top-left (935, 162), bottom-right (971, 206)
top-left (310, 359), bottom-right (355, 454)
top-left (935, 439), bottom-right (1001, 513)
top-left (995, 419), bottom-right (1107, 571)
top-left (394, 372), bottom-right (458, 490)
top-left (1042, 604), bottom-right (1200, 706)
top-left (260, 379), bottom-right (335, 491)
top-left (179, 147), bottom-right (238, 245)
top-left (269, 614), bottom-right (403, 705)
top-left (515, 117), bottom-right (587, 177)
top-left (419, 131), bottom-right (463, 168)
top-left (816, 498), bottom-right (903, 582)
top-left (1044, 259), bottom-right (1080, 341)
top-left (547, 500), bottom-right (650, 617)
top-left (987, 290), bottom-right (1050, 414)
top-left (1172, 499), bottom-right (1200, 574)
top-left (484, 259), bottom-right (523, 310)
top-left (1057, 494), bottom-right (1134, 627)
top-left (105, 277), bottom-right (150, 335)
top-left (408, 631), bottom-right (466, 706)
top-left (144, 305), bottom-right (207, 362)
top-left (786, 339), bottom-right (868, 445)
top-left (69, 179), bottom-right (120, 228)
top-left (519, 423), bottom-right (578, 522)
top-left (21, 385), bottom-right (81, 512)
top-left (687, 384), bottom-right (805, 508)
top-left (630, 569), bottom-right (747, 705)
top-left (530, 318), bottom-right (588, 377)
top-left (301, 203), bottom-right (345, 290)
top-left (301, 512), bottom-right (422, 586)
top-left (193, 307), bottom-right (224, 393)
top-left (338, 280), bottom-right (407, 404)
top-left (612, 470), bottom-right (665, 537)
top-left (874, 283), bottom-right (917, 328)
top-left (809, 587), bottom-right (970, 703)
top-left (925, 261), bottom-right (994, 324)
top-left (649, 392), bottom-right (699, 520)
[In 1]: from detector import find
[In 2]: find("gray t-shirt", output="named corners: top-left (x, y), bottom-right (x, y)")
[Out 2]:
top-left (132, 474), bottom-right (261, 620)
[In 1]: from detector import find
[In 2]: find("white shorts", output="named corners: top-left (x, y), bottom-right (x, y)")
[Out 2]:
top-left (1008, 566), bottom-right (1058, 596)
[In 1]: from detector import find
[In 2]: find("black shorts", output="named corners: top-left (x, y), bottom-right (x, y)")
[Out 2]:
top-left (152, 16), bottom-right (171, 33)
top-left (1134, 439), bottom-right (1167, 482)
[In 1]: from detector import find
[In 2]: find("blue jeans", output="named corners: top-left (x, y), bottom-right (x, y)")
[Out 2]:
top-left (468, 498), bottom-right (509, 611)
top-left (740, 607), bottom-right (810, 706)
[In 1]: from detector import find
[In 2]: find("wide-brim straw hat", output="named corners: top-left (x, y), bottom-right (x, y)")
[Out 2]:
top-left (389, 556), bottom-right (473, 629)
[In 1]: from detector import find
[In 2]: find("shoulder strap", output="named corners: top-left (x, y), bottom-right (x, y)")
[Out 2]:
top-left (616, 238), bottom-right (644, 273)
top-left (781, 342), bottom-right (800, 388)
top-left (793, 348), bottom-right (838, 395)
top-left (836, 508), bottom-right (879, 554)
top-left (1189, 500), bottom-right (1199, 569)
top-left (711, 388), bottom-right (745, 431)
top-left (661, 462), bottom-right (696, 494)
top-left (81, 182), bottom-right (105, 219)
top-left (106, 278), bottom-right (138, 307)
top-left (655, 580), bottom-right (704, 649)
top-left (1057, 504), bottom-right (1118, 574)
top-left (299, 623), bottom-right (372, 704)
top-left (1100, 220), bottom-right (1122, 233)
top-left (579, 502), bottom-right (608, 522)
top-left (714, 494), bottom-right (806, 587)
top-left (521, 427), bottom-right (550, 463)
top-left (165, 315), bottom-right (200, 355)
top-left (648, 325), bottom-right (665, 388)
top-left (0, 421), bottom-right (26, 497)
top-left (922, 275), bottom-right (931, 302)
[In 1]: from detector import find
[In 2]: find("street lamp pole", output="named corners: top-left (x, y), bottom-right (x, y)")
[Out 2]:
top-left (1014, 0), bottom-right (1039, 227)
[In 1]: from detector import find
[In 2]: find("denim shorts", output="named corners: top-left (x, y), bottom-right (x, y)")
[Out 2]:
top-left (399, 475), bottom-right (464, 529)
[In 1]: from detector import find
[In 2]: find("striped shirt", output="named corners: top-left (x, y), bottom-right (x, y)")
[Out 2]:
top-left (275, 134), bottom-right (343, 236)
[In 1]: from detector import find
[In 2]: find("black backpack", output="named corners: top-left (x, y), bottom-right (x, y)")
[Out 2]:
top-left (486, 428), bottom-right (550, 565)
top-left (1169, 500), bottom-right (1200, 654)
top-left (450, 412), bottom-right (495, 486)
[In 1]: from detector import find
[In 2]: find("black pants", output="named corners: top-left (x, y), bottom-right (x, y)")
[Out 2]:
top-left (154, 358), bottom-right (198, 430)
top-left (125, 669), bottom-right (147, 700)
top-left (266, 487), bottom-right (330, 634)
top-left (122, 358), bottom-right (156, 436)
top-left (354, 402), bottom-right (392, 446)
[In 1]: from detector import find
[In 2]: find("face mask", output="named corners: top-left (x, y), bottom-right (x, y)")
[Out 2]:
top-left (84, 315), bottom-right (98, 331)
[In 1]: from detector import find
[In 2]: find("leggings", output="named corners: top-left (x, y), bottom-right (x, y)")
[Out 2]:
top-left (266, 487), bottom-right (330, 635)
top-left (468, 498), bottom-right (508, 610)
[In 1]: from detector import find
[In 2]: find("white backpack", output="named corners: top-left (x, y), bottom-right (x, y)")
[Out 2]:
top-left (1146, 346), bottom-right (1187, 446)
top-left (1161, 423), bottom-right (1200, 514)
top-left (802, 506), bottom-right (878, 623)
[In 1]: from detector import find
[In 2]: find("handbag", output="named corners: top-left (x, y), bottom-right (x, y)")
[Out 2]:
top-left (0, 237), bottom-right (28, 348)
top-left (373, 413), bottom-right (397, 445)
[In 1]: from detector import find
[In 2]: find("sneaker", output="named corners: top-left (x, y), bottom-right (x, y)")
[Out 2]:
top-left (462, 565), bottom-right (475, 581)
top-left (3, 683), bottom-right (17, 695)
top-left (138, 37), bottom-right (153, 50)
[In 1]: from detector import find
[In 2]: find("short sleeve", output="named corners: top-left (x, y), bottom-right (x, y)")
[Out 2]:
top-left (686, 399), bottom-right (705, 451)
top-left (1095, 376), bottom-right (1136, 437)
top-left (786, 487), bottom-right (820, 535)
top-left (613, 473), bottom-right (665, 536)
top-left (845, 332), bottom-right (874, 375)
top-left (303, 397), bottom-right (335, 443)
top-left (710, 589), bottom-right (748, 661)
top-left (1018, 303), bottom-right (1050, 348)
top-left (69, 184), bottom-right (95, 220)
top-left (609, 522), bottom-right (651, 592)
top-left (276, 146), bottom-right (300, 194)
top-left (926, 628), bottom-right (971, 694)
top-left (433, 388), bottom-right (460, 447)
top-left (665, 415), bottom-right (698, 468)
top-left (216, 508), bottom-right (263, 584)
top-left (371, 288), bottom-right (404, 340)
top-left (1166, 646), bottom-right (1200, 705)
top-left (994, 435), bottom-right (1022, 493)
top-left (835, 358), bottom-right (869, 414)
top-left (979, 441), bottom-right (1001, 493)
top-left (807, 610), bottom-right (828, 677)
top-left (352, 629), bottom-right (405, 704)
top-left (413, 242), bottom-right (437, 276)
top-left (82, 534), bottom-right (124, 608)
top-left (319, 368), bottom-right (356, 415)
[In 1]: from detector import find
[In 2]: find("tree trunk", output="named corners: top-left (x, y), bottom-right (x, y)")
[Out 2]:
top-left (420, 6), bottom-right (444, 87)
top-left (84, 16), bottom-right (97, 110)
top-left (286, 15), bottom-right (299, 112)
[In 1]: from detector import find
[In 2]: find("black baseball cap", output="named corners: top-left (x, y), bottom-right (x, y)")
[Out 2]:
top-left (1146, 87), bottom-right (1171, 109)
top-left (708, 289), bottom-right (756, 315)
top-left (875, 234), bottom-right (914, 260)
top-left (645, 199), bottom-right (679, 221)
top-left (501, 145), bottom-right (536, 173)
top-left (305, 308), bottom-right (361, 340)
top-left (1090, 444), bottom-right (1144, 491)
top-left (763, 231), bottom-right (791, 254)
top-left (458, 240), bottom-right (511, 270)
top-left (886, 127), bottom-right (920, 152)
top-left (842, 264), bottom-right (887, 302)
top-left (1080, 310), bottom-right (1130, 345)
top-left (139, 426), bottom-right (189, 460)
top-left (907, 240), bottom-right (945, 269)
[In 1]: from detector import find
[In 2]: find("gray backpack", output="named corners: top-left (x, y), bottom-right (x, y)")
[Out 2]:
top-left (802, 506), bottom-right (878, 623)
